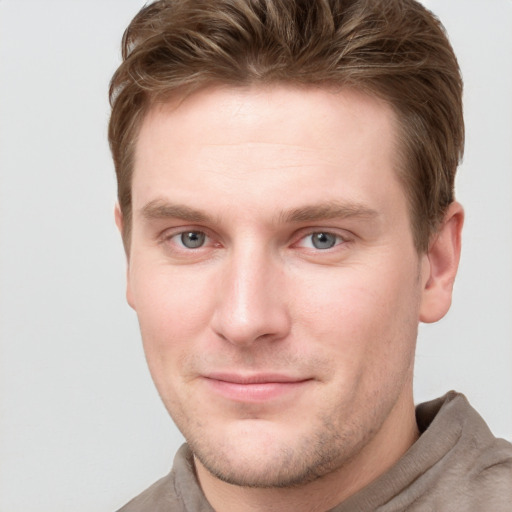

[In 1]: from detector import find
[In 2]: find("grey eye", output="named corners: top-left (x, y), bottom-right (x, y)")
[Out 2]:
top-left (311, 232), bottom-right (337, 250)
top-left (180, 231), bottom-right (206, 249)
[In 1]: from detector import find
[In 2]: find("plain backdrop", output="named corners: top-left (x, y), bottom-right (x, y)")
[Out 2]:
top-left (0, 1), bottom-right (511, 511)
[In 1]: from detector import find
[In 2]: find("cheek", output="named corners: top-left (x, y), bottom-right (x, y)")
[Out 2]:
top-left (293, 262), bottom-right (420, 371)
top-left (131, 267), bottom-right (218, 415)
top-left (130, 265), bottom-right (215, 361)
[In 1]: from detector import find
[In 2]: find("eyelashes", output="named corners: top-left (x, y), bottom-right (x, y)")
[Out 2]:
top-left (296, 232), bottom-right (345, 250)
top-left (161, 228), bottom-right (348, 253)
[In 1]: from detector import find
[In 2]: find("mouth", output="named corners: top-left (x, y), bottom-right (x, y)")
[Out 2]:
top-left (202, 373), bottom-right (312, 402)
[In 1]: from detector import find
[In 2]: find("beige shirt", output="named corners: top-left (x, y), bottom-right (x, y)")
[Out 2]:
top-left (117, 392), bottom-right (512, 511)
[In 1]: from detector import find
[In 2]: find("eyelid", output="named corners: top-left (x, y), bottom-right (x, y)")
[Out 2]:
top-left (294, 226), bottom-right (350, 240)
top-left (293, 228), bottom-right (352, 250)
top-left (156, 225), bottom-right (352, 251)
top-left (159, 226), bottom-right (215, 248)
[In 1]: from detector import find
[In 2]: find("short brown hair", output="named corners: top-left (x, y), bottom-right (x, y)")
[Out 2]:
top-left (109, 0), bottom-right (464, 252)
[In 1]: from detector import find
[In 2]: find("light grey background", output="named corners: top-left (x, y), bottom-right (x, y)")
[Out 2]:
top-left (0, 1), bottom-right (510, 511)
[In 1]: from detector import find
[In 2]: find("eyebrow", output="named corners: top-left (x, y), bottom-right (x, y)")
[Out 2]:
top-left (141, 200), bottom-right (211, 223)
top-left (279, 201), bottom-right (379, 223)
top-left (140, 199), bottom-right (379, 224)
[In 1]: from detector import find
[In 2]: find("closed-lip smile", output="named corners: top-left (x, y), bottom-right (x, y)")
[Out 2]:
top-left (202, 373), bottom-right (312, 402)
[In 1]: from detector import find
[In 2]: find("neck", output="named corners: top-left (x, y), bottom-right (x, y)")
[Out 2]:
top-left (195, 389), bottom-right (419, 512)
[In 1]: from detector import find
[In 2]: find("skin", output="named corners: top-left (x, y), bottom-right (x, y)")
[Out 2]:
top-left (117, 85), bottom-right (463, 512)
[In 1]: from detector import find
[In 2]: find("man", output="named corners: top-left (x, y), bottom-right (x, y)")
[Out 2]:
top-left (109, 0), bottom-right (512, 510)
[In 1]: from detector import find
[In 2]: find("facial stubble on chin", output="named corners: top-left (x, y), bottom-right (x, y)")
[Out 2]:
top-left (188, 400), bottom-right (383, 490)
top-left (169, 355), bottom-right (357, 488)
top-left (186, 340), bottom-right (418, 491)
top-left (165, 269), bottom-right (422, 490)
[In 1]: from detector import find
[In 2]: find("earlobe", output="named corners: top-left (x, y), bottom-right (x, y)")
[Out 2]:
top-left (419, 201), bottom-right (464, 323)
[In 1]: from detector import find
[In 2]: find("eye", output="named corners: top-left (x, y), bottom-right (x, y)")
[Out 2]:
top-left (310, 232), bottom-right (338, 249)
top-left (299, 232), bottom-right (343, 250)
top-left (178, 231), bottom-right (206, 249)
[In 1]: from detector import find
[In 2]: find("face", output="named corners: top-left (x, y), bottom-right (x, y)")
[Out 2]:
top-left (125, 85), bottom-right (429, 488)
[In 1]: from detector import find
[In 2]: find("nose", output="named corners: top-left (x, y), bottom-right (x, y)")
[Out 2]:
top-left (211, 244), bottom-right (291, 347)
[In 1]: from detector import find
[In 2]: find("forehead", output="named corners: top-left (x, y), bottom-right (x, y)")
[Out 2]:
top-left (137, 84), bottom-right (397, 156)
top-left (132, 85), bottom-right (404, 222)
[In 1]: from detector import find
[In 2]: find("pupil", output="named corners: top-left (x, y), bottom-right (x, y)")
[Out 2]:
top-left (181, 231), bottom-right (205, 248)
top-left (312, 232), bottom-right (336, 249)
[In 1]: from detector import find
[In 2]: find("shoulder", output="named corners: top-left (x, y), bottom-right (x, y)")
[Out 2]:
top-left (438, 436), bottom-right (512, 511)
top-left (466, 435), bottom-right (512, 505)
top-left (414, 392), bottom-right (512, 510)
top-left (116, 471), bottom-right (180, 512)
top-left (116, 444), bottom-right (214, 512)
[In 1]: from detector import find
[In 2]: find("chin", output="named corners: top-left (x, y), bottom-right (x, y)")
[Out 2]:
top-left (188, 419), bottom-right (352, 489)
top-left (194, 448), bottom-right (333, 489)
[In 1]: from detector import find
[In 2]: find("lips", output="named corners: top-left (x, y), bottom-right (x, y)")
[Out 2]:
top-left (202, 373), bottom-right (311, 402)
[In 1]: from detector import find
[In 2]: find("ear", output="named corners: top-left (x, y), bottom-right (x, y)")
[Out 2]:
top-left (114, 203), bottom-right (136, 310)
top-left (114, 203), bottom-right (128, 257)
top-left (419, 201), bottom-right (464, 323)
top-left (114, 202), bottom-right (123, 238)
